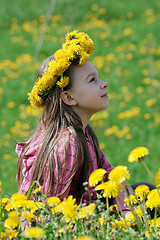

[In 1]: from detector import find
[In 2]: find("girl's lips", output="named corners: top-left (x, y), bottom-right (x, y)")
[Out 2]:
top-left (101, 92), bottom-right (108, 98)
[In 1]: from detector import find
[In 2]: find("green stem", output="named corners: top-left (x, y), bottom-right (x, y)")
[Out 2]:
top-left (26, 180), bottom-right (41, 199)
top-left (126, 181), bottom-right (152, 237)
top-left (106, 197), bottom-right (109, 210)
top-left (115, 196), bottom-right (134, 240)
top-left (154, 208), bottom-right (157, 225)
top-left (142, 198), bottom-right (150, 232)
top-left (142, 161), bottom-right (155, 183)
top-left (106, 197), bottom-right (109, 237)
top-left (118, 193), bottom-right (143, 231)
top-left (81, 218), bottom-right (85, 235)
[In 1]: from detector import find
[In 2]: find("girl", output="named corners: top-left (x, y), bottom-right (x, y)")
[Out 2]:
top-left (16, 30), bottom-right (131, 214)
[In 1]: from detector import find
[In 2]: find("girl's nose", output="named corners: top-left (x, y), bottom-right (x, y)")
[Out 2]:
top-left (101, 81), bottom-right (108, 89)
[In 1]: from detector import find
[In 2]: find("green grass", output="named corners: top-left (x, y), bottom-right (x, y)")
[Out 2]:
top-left (0, 0), bottom-right (160, 196)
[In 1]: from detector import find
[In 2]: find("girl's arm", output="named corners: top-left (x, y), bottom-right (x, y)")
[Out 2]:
top-left (99, 148), bottom-right (114, 175)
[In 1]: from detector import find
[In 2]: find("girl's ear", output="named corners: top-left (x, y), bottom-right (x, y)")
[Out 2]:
top-left (61, 91), bottom-right (77, 106)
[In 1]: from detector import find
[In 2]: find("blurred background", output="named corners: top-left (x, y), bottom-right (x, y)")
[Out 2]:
top-left (0, 0), bottom-right (160, 196)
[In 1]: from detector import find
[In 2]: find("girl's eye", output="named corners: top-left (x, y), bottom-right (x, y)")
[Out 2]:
top-left (89, 77), bottom-right (95, 83)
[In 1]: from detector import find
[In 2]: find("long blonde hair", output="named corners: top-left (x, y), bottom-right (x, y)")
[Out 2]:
top-left (17, 56), bottom-right (101, 198)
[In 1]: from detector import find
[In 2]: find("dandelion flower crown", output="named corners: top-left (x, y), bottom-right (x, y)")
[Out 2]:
top-left (28, 30), bottom-right (94, 108)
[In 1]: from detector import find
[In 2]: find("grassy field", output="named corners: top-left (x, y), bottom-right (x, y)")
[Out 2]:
top-left (0, 0), bottom-right (160, 197)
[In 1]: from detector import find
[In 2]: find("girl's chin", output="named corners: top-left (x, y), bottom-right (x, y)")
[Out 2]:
top-left (103, 101), bottom-right (109, 109)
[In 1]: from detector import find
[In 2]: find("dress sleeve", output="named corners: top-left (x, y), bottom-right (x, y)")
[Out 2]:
top-left (16, 137), bottom-right (42, 195)
top-left (99, 149), bottom-right (114, 177)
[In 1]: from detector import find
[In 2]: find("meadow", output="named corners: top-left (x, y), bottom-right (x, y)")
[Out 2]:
top-left (0, 0), bottom-right (160, 239)
top-left (0, 0), bottom-right (160, 201)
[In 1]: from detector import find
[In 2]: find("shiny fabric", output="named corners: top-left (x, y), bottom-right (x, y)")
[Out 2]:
top-left (16, 128), bottom-right (132, 210)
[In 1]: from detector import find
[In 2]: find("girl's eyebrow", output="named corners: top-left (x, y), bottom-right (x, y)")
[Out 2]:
top-left (85, 72), bottom-right (98, 81)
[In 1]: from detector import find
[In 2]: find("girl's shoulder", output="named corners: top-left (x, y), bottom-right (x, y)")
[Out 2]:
top-left (57, 126), bottom-right (77, 147)
top-left (85, 127), bottom-right (95, 145)
top-left (54, 127), bottom-right (81, 162)
top-left (16, 132), bottom-right (44, 157)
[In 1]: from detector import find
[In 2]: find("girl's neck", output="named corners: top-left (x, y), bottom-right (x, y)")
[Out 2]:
top-left (72, 107), bottom-right (93, 133)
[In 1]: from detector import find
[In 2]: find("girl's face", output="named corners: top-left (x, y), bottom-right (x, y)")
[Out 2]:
top-left (69, 61), bottom-right (109, 117)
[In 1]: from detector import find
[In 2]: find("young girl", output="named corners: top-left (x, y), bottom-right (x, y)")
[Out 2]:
top-left (16, 30), bottom-right (132, 214)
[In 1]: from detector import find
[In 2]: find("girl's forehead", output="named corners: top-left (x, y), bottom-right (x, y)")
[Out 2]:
top-left (71, 61), bottom-right (98, 78)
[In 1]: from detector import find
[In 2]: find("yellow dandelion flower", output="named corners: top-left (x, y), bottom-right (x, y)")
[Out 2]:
top-left (123, 27), bottom-right (133, 36)
top-left (58, 226), bottom-right (65, 233)
top-left (95, 181), bottom-right (122, 198)
top-left (65, 29), bottom-right (78, 41)
top-left (12, 199), bottom-right (27, 209)
top-left (134, 205), bottom-right (143, 219)
top-left (99, 216), bottom-right (104, 225)
top-left (11, 192), bottom-right (26, 201)
top-left (8, 211), bottom-right (20, 218)
top-left (22, 212), bottom-right (35, 221)
top-left (79, 52), bottom-right (89, 65)
top-left (145, 231), bottom-right (150, 238)
top-left (47, 196), bottom-right (60, 207)
top-left (5, 201), bottom-right (14, 211)
top-left (54, 201), bottom-right (64, 213)
top-left (1, 198), bottom-right (10, 206)
top-left (108, 165), bottom-right (130, 184)
top-left (145, 98), bottom-right (156, 107)
top-left (61, 196), bottom-right (78, 222)
top-left (78, 203), bottom-right (95, 218)
top-left (89, 168), bottom-right (107, 187)
top-left (23, 227), bottom-right (45, 239)
top-left (4, 216), bottom-right (20, 229)
top-left (155, 168), bottom-right (160, 187)
top-left (125, 211), bottom-right (135, 222)
top-left (125, 207), bottom-right (143, 222)
top-left (74, 237), bottom-right (93, 240)
top-left (33, 186), bottom-right (42, 194)
top-left (135, 185), bottom-right (150, 200)
top-left (144, 113), bottom-right (151, 119)
top-left (25, 200), bottom-right (39, 213)
top-left (146, 189), bottom-right (160, 210)
top-left (5, 229), bottom-right (18, 239)
top-left (7, 101), bottom-right (15, 109)
top-left (111, 219), bottom-right (129, 230)
top-left (54, 48), bottom-right (66, 60)
top-left (56, 76), bottom-right (69, 88)
top-left (58, 224), bottom-right (73, 233)
top-left (6, 193), bottom-right (27, 210)
top-left (0, 232), bottom-right (6, 239)
top-left (99, 142), bottom-right (106, 149)
top-left (150, 217), bottom-right (160, 228)
top-left (128, 147), bottom-right (149, 162)
top-left (124, 195), bottom-right (137, 206)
